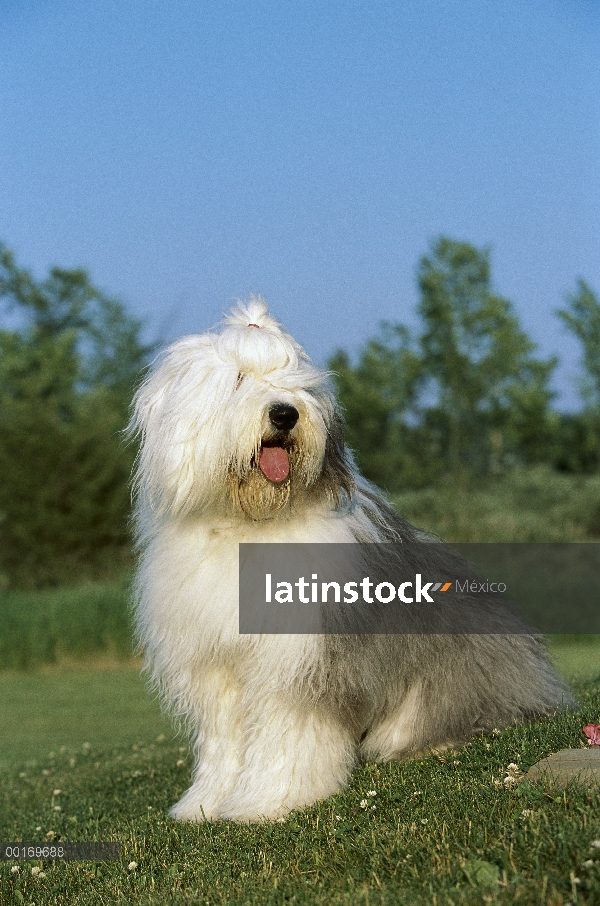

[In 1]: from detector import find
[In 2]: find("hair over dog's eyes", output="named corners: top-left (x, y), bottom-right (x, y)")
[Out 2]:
top-left (235, 373), bottom-right (245, 391)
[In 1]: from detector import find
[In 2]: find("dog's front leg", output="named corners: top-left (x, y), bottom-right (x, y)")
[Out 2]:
top-left (216, 693), bottom-right (356, 822)
top-left (169, 666), bottom-right (245, 821)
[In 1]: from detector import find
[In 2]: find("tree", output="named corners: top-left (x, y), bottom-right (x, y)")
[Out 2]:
top-left (554, 280), bottom-right (600, 473)
top-left (329, 325), bottom-right (424, 490)
top-left (329, 238), bottom-right (559, 491)
top-left (0, 244), bottom-right (154, 588)
top-left (557, 280), bottom-right (600, 409)
top-left (417, 238), bottom-right (556, 478)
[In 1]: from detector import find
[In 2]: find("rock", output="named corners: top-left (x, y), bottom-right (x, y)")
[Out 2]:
top-left (527, 748), bottom-right (600, 789)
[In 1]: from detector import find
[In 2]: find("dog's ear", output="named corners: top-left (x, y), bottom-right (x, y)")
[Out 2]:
top-left (128, 336), bottom-right (235, 516)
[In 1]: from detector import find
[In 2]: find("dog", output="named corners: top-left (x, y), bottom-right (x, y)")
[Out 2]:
top-left (129, 296), bottom-right (570, 822)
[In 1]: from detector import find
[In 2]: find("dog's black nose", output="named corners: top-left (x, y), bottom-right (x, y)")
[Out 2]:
top-left (269, 404), bottom-right (299, 432)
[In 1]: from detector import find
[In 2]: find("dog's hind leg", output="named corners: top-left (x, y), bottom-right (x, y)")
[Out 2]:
top-left (359, 683), bottom-right (425, 762)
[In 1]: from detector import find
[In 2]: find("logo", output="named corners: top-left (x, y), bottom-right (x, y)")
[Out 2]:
top-left (265, 574), bottom-right (455, 605)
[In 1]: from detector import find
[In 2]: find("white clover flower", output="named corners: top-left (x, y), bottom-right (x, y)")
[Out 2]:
top-left (31, 866), bottom-right (41, 876)
top-left (367, 790), bottom-right (377, 797)
top-left (53, 805), bottom-right (61, 811)
top-left (521, 809), bottom-right (532, 818)
top-left (493, 763), bottom-right (524, 789)
top-left (128, 861), bottom-right (138, 871)
top-left (176, 759), bottom-right (185, 767)
top-left (360, 799), bottom-right (368, 809)
top-left (10, 866), bottom-right (19, 874)
top-left (38, 871), bottom-right (46, 878)
top-left (591, 841), bottom-right (600, 849)
top-left (35, 826), bottom-right (41, 831)
top-left (53, 789), bottom-right (61, 796)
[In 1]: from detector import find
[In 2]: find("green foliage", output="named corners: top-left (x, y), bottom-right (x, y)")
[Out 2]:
top-left (552, 282), bottom-right (600, 474)
top-left (0, 249), bottom-right (148, 401)
top-left (552, 411), bottom-right (600, 474)
top-left (0, 578), bottom-right (133, 670)
top-left (328, 325), bottom-right (423, 490)
top-left (417, 239), bottom-right (557, 476)
top-left (330, 237), bottom-right (558, 489)
top-left (0, 244), bottom-right (153, 588)
top-left (392, 466), bottom-right (600, 543)
top-left (558, 280), bottom-right (600, 409)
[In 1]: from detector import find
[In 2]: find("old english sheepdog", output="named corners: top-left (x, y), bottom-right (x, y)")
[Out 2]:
top-left (130, 296), bottom-right (570, 822)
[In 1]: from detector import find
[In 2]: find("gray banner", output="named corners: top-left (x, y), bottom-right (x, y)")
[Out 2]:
top-left (239, 543), bottom-right (600, 634)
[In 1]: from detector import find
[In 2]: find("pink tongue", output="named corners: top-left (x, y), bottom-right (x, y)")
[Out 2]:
top-left (259, 446), bottom-right (290, 483)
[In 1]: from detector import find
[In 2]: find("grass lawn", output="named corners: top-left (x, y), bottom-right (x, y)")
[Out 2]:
top-left (0, 662), bottom-right (172, 769)
top-left (549, 638), bottom-right (600, 685)
top-left (1, 641), bottom-right (600, 905)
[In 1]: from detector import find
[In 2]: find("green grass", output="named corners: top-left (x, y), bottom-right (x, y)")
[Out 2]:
top-left (548, 637), bottom-right (600, 684)
top-left (0, 663), bottom-right (172, 768)
top-left (1, 649), bottom-right (600, 905)
top-left (0, 577), bottom-right (134, 670)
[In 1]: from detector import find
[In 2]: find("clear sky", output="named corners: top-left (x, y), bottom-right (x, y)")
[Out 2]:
top-left (1, 0), bottom-right (598, 407)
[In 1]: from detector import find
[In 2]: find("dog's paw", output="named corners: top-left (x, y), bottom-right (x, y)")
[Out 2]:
top-left (169, 790), bottom-right (222, 822)
top-left (215, 791), bottom-right (304, 823)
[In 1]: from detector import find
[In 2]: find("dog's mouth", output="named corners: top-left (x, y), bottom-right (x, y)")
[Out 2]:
top-left (257, 443), bottom-right (290, 483)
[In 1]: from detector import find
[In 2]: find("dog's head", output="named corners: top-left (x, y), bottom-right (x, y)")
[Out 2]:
top-left (130, 296), bottom-right (354, 521)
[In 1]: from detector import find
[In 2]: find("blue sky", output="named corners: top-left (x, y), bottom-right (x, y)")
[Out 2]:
top-left (1, 0), bottom-right (598, 407)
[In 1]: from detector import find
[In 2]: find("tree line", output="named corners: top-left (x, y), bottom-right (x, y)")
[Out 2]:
top-left (0, 244), bottom-right (152, 587)
top-left (330, 237), bottom-right (600, 490)
top-left (0, 238), bottom-right (598, 587)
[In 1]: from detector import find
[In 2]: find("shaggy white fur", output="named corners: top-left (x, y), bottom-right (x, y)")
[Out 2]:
top-left (130, 295), bottom-right (570, 822)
